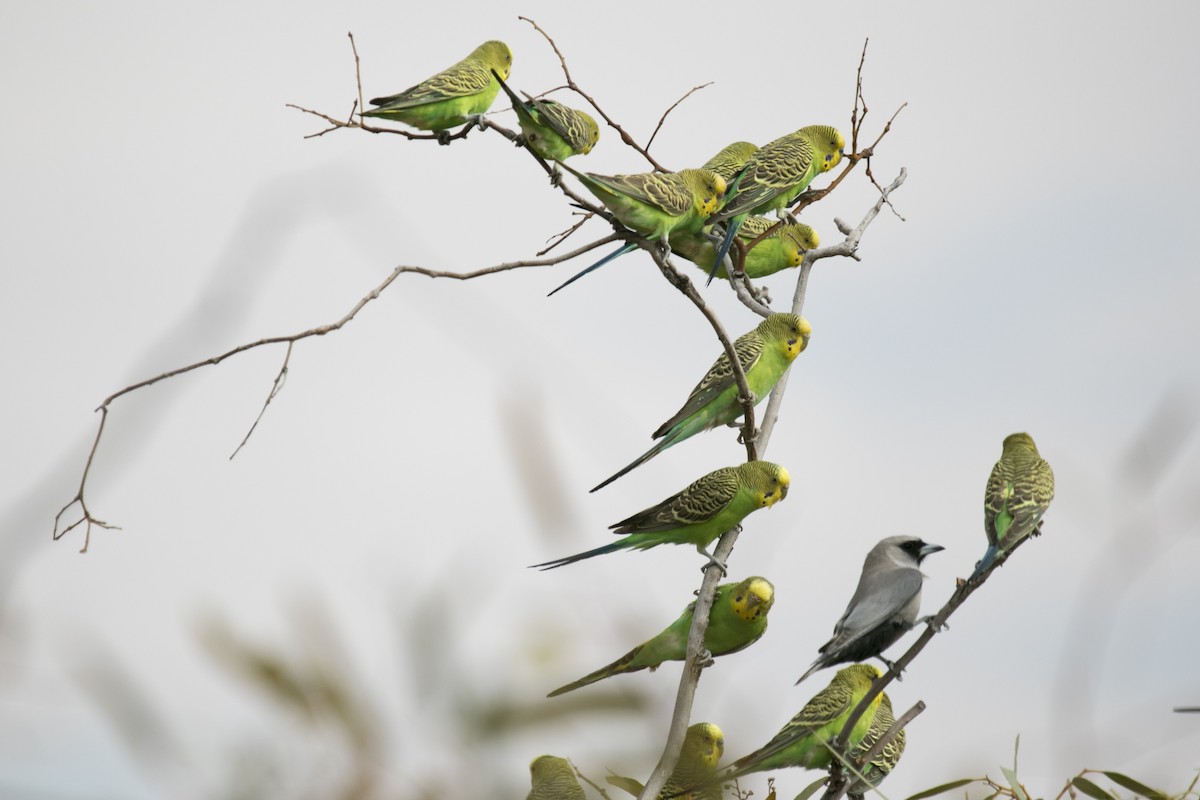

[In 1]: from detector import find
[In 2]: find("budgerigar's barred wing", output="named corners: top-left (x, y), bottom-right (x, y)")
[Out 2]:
top-left (534, 99), bottom-right (595, 152)
top-left (613, 468), bottom-right (739, 533)
top-left (983, 461), bottom-right (1006, 545)
top-left (654, 330), bottom-right (766, 436)
top-left (738, 216), bottom-right (780, 238)
top-left (847, 695), bottom-right (905, 799)
top-left (1008, 457), bottom-right (1055, 540)
top-left (718, 136), bottom-right (815, 219)
top-left (702, 142), bottom-right (759, 184)
top-left (586, 172), bottom-right (694, 216)
top-left (371, 58), bottom-right (492, 109)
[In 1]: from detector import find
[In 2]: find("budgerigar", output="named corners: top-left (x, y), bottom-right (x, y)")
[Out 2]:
top-left (547, 164), bottom-right (726, 295)
top-left (701, 141), bottom-right (759, 184)
top-left (493, 71), bottom-right (599, 162)
top-left (663, 723), bottom-right (726, 800)
top-left (847, 693), bottom-right (906, 800)
top-left (608, 723), bottom-right (725, 800)
top-left (670, 216), bottom-right (818, 281)
top-left (720, 664), bottom-right (885, 780)
top-left (592, 313), bottom-right (810, 492)
top-left (969, 432), bottom-right (1055, 581)
top-left (796, 536), bottom-right (944, 684)
top-left (548, 576), bottom-right (774, 696)
top-left (531, 462), bottom-right (790, 571)
top-left (364, 41), bottom-right (512, 136)
top-left (526, 755), bottom-right (585, 800)
top-left (708, 125), bottom-right (844, 281)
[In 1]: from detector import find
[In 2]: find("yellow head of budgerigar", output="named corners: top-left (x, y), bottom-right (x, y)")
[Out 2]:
top-left (802, 125), bottom-right (846, 172)
top-left (475, 40), bottom-right (513, 80)
top-left (683, 169), bottom-right (727, 217)
top-left (759, 463), bottom-right (791, 507)
top-left (775, 314), bottom-right (813, 360)
top-left (732, 576), bottom-right (776, 621)
top-left (782, 224), bottom-right (820, 266)
top-left (695, 723), bottom-right (725, 765)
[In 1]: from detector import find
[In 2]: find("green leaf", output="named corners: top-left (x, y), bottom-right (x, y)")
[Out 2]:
top-left (1002, 767), bottom-right (1029, 800)
top-left (1101, 772), bottom-right (1168, 800)
top-left (902, 778), bottom-right (979, 800)
top-left (605, 775), bottom-right (644, 797)
top-left (793, 775), bottom-right (828, 800)
top-left (1072, 777), bottom-right (1117, 800)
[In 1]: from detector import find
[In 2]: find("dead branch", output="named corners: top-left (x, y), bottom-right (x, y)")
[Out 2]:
top-left (51, 236), bottom-right (618, 550)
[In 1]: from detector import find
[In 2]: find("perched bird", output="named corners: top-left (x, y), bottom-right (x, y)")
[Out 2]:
top-left (969, 432), bottom-right (1055, 581)
top-left (670, 216), bottom-right (819, 281)
top-left (701, 141), bottom-right (759, 184)
top-left (548, 576), bottom-right (775, 696)
top-left (720, 664), bottom-right (885, 781)
top-left (708, 125), bottom-right (845, 281)
top-left (547, 165), bottom-right (727, 295)
top-left (531, 461), bottom-right (790, 571)
top-left (592, 313), bottom-right (811, 492)
top-left (846, 693), bottom-right (906, 800)
top-left (364, 40), bottom-right (512, 136)
top-left (796, 536), bottom-right (944, 684)
top-left (526, 755), bottom-right (585, 800)
top-left (663, 723), bottom-right (726, 800)
top-left (493, 70), bottom-right (599, 163)
top-left (607, 723), bottom-right (725, 800)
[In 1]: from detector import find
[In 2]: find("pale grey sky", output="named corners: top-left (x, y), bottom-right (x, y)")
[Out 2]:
top-left (2, 2), bottom-right (1198, 798)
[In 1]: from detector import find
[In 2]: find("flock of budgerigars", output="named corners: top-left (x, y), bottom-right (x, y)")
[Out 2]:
top-left (360, 39), bottom-right (1057, 800)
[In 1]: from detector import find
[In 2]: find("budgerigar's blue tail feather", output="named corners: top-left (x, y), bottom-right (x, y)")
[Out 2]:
top-left (530, 540), bottom-right (628, 570)
top-left (968, 545), bottom-right (1000, 582)
top-left (547, 242), bottom-right (638, 296)
top-left (707, 218), bottom-right (742, 284)
top-left (589, 435), bottom-right (678, 493)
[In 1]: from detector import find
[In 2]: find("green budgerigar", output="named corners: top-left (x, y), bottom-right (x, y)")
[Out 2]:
top-left (708, 125), bottom-right (844, 281)
top-left (969, 432), bottom-right (1055, 581)
top-left (526, 755), bottom-right (585, 800)
top-left (493, 71), bottom-right (599, 162)
top-left (547, 576), bottom-right (775, 697)
top-left (846, 692), bottom-right (906, 800)
top-left (719, 664), bottom-right (885, 781)
top-left (608, 722), bottom-right (725, 800)
top-left (547, 165), bottom-right (727, 295)
top-left (701, 141), bottom-right (759, 184)
top-left (532, 461), bottom-right (790, 571)
top-left (364, 40), bottom-right (512, 135)
top-left (670, 216), bottom-right (818, 281)
top-left (592, 313), bottom-right (811, 492)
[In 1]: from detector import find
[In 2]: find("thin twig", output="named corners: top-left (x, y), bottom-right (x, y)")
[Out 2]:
top-left (519, 16), bottom-right (668, 172)
top-left (51, 236), bottom-right (618, 550)
top-left (52, 407), bottom-right (119, 553)
top-left (850, 39), bottom-right (870, 154)
top-left (575, 767), bottom-right (616, 800)
top-left (229, 341), bottom-right (293, 460)
top-left (646, 82), bottom-right (713, 152)
top-left (538, 213), bottom-right (595, 256)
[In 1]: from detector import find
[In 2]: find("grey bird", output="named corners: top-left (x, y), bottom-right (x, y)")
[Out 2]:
top-left (795, 535), bottom-right (944, 684)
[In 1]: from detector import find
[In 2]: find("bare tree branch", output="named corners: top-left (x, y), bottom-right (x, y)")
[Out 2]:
top-left (229, 341), bottom-right (293, 460)
top-left (646, 82), bottom-right (713, 152)
top-left (51, 236), bottom-right (619, 550)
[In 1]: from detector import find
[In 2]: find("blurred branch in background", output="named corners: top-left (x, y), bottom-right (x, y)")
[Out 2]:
top-left (1052, 383), bottom-right (1200, 767)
